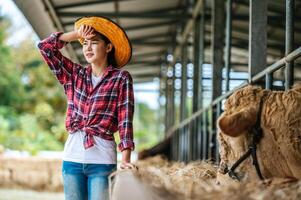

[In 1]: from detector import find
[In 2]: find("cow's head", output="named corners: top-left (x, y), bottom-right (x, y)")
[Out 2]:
top-left (218, 85), bottom-right (266, 137)
top-left (216, 85), bottom-right (268, 183)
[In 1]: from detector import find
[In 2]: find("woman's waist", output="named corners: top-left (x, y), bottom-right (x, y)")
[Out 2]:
top-left (66, 119), bottom-right (117, 138)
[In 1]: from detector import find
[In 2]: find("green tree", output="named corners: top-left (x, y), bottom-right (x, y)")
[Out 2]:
top-left (133, 102), bottom-right (162, 151)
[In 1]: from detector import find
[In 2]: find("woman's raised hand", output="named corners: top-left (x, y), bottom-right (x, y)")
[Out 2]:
top-left (76, 25), bottom-right (96, 40)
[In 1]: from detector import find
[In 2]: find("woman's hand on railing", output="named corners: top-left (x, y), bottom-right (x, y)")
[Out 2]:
top-left (120, 162), bottom-right (138, 170)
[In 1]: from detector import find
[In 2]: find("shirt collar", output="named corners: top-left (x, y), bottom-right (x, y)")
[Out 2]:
top-left (86, 64), bottom-right (116, 75)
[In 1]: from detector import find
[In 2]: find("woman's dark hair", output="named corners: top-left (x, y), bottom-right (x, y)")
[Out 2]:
top-left (95, 32), bottom-right (117, 67)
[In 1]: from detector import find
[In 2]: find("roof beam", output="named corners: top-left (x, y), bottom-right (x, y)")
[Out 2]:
top-left (57, 11), bottom-right (192, 19)
top-left (133, 51), bottom-right (165, 58)
top-left (128, 60), bottom-right (163, 66)
top-left (124, 20), bottom-right (180, 31)
top-left (62, 19), bottom-right (180, 28)
top-left (131, 33), bottom-right (172, 43)
top-left (54, 0), bottom-right (131, 10)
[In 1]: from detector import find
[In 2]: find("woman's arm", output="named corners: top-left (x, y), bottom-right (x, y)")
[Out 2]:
top-left (37, 25), bottom-right (95, 85)
top-left (37, 32), bottom-right (76, 85)
top-left (118, 72), bottom-right (136, 169)
top-left (120, 149), bottom-right (137, 169)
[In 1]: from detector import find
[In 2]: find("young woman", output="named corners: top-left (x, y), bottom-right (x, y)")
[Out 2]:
top-left (38, 16), bottom-right (136, 200)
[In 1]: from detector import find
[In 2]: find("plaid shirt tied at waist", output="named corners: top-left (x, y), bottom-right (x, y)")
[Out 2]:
top-left (37, 32), bottom-right (135, 151)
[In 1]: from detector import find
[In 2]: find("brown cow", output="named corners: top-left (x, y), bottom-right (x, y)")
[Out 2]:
top-left (217, 84), bottom-right (301, 184)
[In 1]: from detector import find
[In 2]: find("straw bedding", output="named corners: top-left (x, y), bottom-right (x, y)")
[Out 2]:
top-left (134, 155), bottom-right (301, 200)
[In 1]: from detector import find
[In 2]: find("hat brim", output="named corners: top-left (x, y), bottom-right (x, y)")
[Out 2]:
top-left (75, 16), bottom-right (132, 68)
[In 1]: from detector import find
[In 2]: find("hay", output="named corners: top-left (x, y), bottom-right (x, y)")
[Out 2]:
top-left (134, 155), bottom-right (301, 200)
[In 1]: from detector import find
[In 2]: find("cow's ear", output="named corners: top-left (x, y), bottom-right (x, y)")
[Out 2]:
top-left (217, 107), bottom-right (257, 137)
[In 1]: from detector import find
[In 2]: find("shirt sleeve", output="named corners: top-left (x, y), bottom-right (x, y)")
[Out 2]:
top-left (37, 32), bottom-right (76, 85)
top-left (117, 71), bottom-right (135, 152)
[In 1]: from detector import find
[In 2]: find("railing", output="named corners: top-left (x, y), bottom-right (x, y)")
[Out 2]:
top-left (166, 46), bottom-right (301, 163)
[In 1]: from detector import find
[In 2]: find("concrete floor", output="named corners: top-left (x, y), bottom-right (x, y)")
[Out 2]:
top-left (0, 188), bottom-right (64, 200)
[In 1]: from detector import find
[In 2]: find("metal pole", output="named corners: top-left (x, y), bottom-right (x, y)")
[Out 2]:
top-left (225, 0), bottom-right (232, 92)
top-left (215, 102), bottom-right (222, 163)
top-left (192, 0), bottom-right (205, 161)
top-left (193, 0), bottom-right (205, 112)
top-left (171, 65), bottom-right (175, 126)
top-left (180, 42), bottom-right (188, 121)
top-left (248, 0), bottom-right (267, 84)
top-left (211, 0), bottom-right (225, 101)
top-left (198, 1), bottom-right (205, 160)
top-left (265, 73), bottom-right (273, 89)
top-left (202, 110), bottom-right (208, 159)
top-left (164, 76), bottom-right (169, 133)
top-left (285, 0), bottom-right (295, 90)
top-left (211, 0), bottom-right (225, 163)
top-left (198, 115), bottom-right (203, 160)
top-left (193, 16), bottom-right (201, 113)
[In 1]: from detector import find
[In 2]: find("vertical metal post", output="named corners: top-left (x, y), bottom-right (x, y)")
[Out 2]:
top-left (192, 0), bottom-right (205, 161)
top-left (176, 130), bottom-right (181, 161)
top-left (188, 121), bottom-right (193, 161)
top-left (166, 77), bottom-right (172, 130)
top-left (171, 126), bottom-right (177, 161)
top-left (198, 115), bottom-right (203, 160)
top-left (225, 0), bottom-right (232, 92)
top-left (199, 0), bottom-right (205, 110)
top-left (193, 0), bottom-right (205, 113)
top-left (180, 42), bottom-right (188, 121)
top-left (192, 119), bottom-right (197, 160)
top-left (193, 16), bottom-right (200, 112)
top-left (211, 0), bottom-right (225, 162)
top-left (181, 127), bottom-right (185, 162)
top-left (265, 73), bottom-right (273, 89)
top-left (215, 102), bottom-right (222, 163)
top-left (171, 134), bottom-right (175, 160)
top-left (211, 0), bottom-right (225, 101)
top-left (185, 125), bottom-right (189, 163)
top-left (285, 0), bottom-right (295, 90)
top-left (248, 0), bottom-right (267, 83)
top-left (171, 65), bottom-right (175, 126)
top-left (202, 110), bottom-right (208, 159)
top-left (164, 76), bottom-right (169, 132)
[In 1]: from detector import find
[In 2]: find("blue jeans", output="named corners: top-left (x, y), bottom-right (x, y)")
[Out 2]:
top-left (62, 161), bottom-right (117, 200)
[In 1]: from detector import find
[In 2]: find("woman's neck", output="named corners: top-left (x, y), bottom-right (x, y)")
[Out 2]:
top-left (91, 60), bottom-right (108, 77)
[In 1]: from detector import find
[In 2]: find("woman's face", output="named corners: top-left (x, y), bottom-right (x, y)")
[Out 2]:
top-left (82, 36), bottom-right (112, 64)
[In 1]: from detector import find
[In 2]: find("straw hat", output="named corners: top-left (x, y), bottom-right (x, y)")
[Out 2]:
top-left (74, 16), bottom-right (132, 68)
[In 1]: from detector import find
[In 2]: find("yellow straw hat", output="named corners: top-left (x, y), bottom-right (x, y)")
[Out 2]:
top-left (74, 16), bottom-right (132, 68)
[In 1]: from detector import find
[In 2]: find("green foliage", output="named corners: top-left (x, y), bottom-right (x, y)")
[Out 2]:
top-left (133, 103), bottom-right (162, 151)
top-left (0, 12), bottom-right (66, 153)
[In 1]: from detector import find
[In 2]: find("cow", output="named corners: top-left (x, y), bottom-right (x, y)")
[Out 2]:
top-left (216, 84), bottom-right (301, 184)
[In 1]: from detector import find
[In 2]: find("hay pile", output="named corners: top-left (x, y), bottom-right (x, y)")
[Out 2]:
top-left (0, 157), bottom-right (62, 191)
top-left (134, 155), bottom-right (301, 200)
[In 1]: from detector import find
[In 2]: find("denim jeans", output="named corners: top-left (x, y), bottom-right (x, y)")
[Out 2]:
top-left (62, 161), bottom-right (117, 200)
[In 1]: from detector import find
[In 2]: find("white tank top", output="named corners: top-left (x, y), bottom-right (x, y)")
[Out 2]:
top-left (62, 73), bottom-right (117, 164)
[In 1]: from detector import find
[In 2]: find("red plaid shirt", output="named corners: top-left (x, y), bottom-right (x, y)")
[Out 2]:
top-left (37, 32), bottom-right (135, 152)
